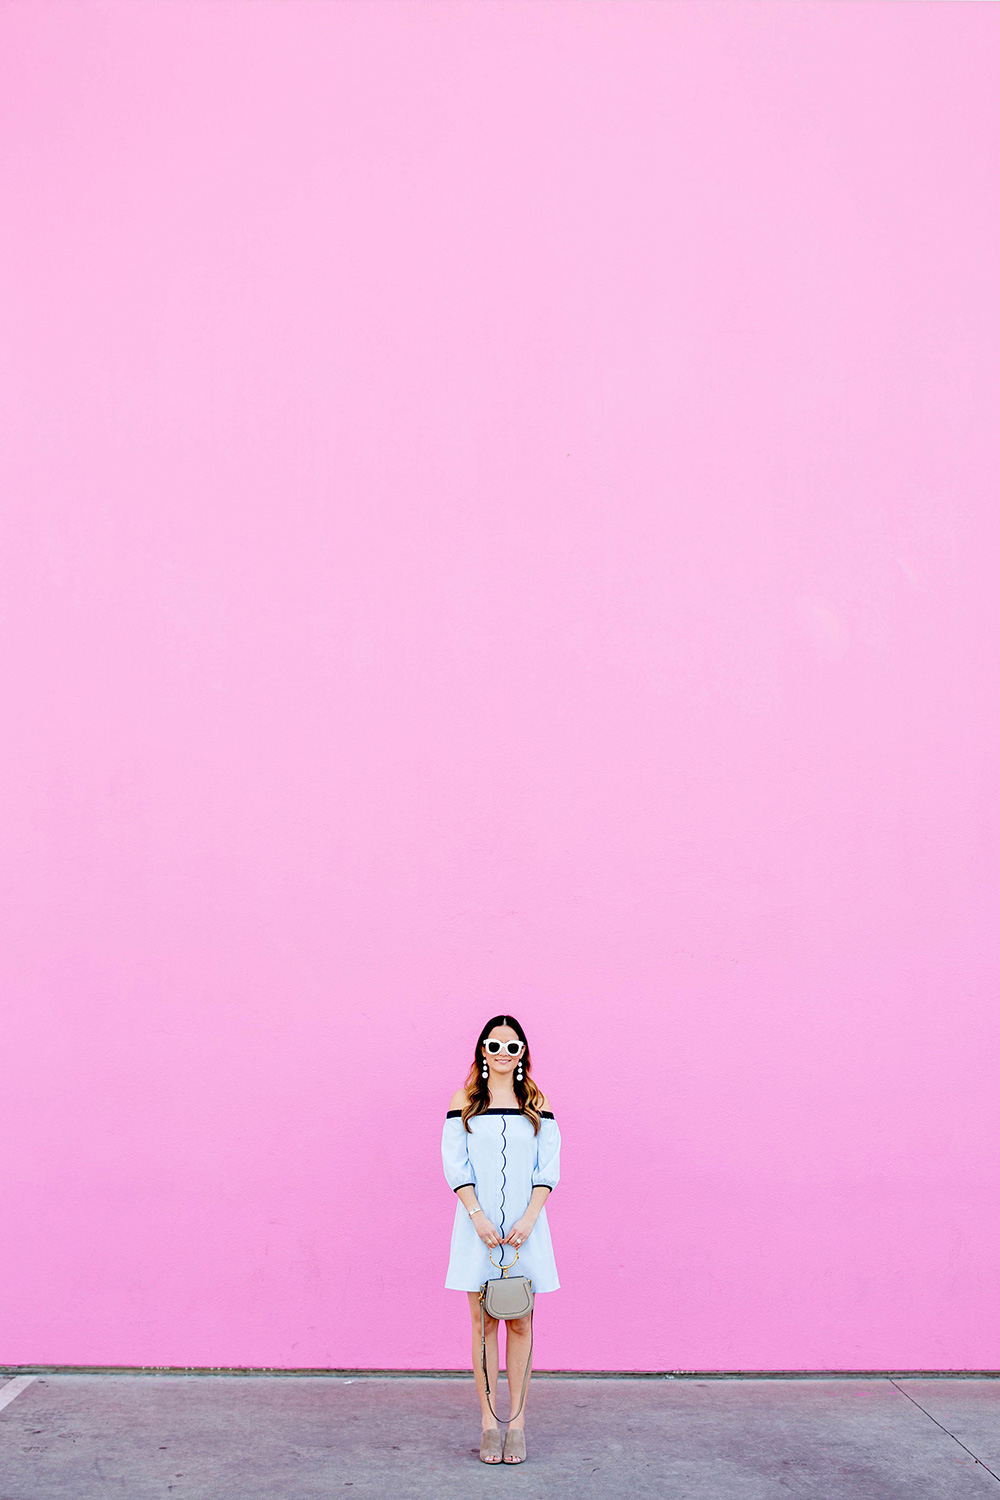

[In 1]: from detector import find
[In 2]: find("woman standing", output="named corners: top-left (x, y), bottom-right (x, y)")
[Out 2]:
top-left (441, 1015), bottom-right (561, 1465)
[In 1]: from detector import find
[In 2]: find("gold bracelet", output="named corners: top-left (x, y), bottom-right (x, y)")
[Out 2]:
top-left (468, 1205), bottom-right (484, 1218)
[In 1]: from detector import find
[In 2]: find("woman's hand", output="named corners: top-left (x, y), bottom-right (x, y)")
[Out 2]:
top-left (503, 1214), bottom-right (536, 1250)
top-left (474, 1216), bottom-right (503, 1249)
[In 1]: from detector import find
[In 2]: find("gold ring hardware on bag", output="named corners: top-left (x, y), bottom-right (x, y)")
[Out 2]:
top-left (488, 1244), bottom-right (519, 1273)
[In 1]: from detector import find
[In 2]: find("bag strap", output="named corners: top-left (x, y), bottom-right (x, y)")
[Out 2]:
top-left (479, 1289), bottom-right (534, 1425)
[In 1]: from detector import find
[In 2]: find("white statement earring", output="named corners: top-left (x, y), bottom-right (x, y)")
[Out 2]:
top-left (515, 1061), bottom-right (524, 1081)
top-left (481, 1058), bottom-right (489, 1078)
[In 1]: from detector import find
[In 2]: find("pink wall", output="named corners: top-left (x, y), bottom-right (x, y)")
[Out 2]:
top-left (1, 1), bottom-right (998, 1371)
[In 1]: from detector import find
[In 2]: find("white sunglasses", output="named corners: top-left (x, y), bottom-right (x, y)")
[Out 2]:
top-left (483, 1038), bottom-right (524, 1056)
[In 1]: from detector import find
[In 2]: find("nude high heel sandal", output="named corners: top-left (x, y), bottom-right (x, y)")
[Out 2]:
top-left (503, 1427), bottom-right (527, 1463)
top-left (480, 1428), bottom-right (503, 1463)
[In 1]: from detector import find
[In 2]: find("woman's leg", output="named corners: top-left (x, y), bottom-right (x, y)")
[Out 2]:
top-left (467, 1291), bottom-right (501, 1430)
top-left (503, 1312), bottom-right (533, 1432)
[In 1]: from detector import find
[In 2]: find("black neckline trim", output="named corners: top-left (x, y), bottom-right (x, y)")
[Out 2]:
top-left (446, 1108), bottom-right (555, 1119)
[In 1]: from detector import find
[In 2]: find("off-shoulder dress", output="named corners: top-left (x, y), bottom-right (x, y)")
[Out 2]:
top-left (441, 1107), bottom-right (561, 1292)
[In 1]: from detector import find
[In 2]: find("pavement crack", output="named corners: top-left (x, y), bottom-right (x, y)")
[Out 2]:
top-left (888, 1378), bottom-right (1000, 1484)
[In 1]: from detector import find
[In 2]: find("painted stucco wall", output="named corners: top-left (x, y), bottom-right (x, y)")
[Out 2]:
top-left (2, 1), bottom-right (998, 1370)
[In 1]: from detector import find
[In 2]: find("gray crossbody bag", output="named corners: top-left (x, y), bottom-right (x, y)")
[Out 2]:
top-left (478, 1246), bottom-right (534, 1424)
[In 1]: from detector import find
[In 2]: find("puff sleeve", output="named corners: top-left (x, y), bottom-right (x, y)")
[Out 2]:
top-left (441, 1113), bottom-right (475, 1192)
top-left (532, 1115), bottom-right (561, 1192)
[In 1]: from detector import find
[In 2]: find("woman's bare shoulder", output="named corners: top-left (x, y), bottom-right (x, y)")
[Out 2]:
top-left (449, 1088), bottom-right (470, 1110)
top-left (540, 1094), bottom-right (553, 1111)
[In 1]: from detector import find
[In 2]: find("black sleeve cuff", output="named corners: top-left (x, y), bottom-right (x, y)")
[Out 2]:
top-left (453, 1182), bottom-right (475, 1192)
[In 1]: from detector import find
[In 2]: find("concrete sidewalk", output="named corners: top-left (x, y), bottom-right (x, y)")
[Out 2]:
top-left (1, 1373), bottom-right (998, 1498)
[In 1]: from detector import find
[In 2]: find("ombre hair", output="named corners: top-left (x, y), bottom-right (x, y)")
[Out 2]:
top-left (461, 1014), bottom-right (545, 1135)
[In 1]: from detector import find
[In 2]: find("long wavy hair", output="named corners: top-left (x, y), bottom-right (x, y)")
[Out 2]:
top-left (461, 1014), bottom-right (545, 1134)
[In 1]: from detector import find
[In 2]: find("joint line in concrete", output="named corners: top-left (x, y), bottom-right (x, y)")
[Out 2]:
top-left (888, 1377), bottom-right (1000, 1485)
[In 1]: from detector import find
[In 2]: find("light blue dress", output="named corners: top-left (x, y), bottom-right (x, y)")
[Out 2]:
top-left (442, 1106), bottom-right (561, 1292)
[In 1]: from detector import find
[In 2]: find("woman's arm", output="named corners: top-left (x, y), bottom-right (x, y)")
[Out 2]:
top-left (531, 1102), bottom-right (560, 1192)
top-left (442, 1099), bottom-right (474, 1191)
top-left (456, 1181), bottom-right (503, 1249)
top-left (455, 1176), bottom-right (497, 1248)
